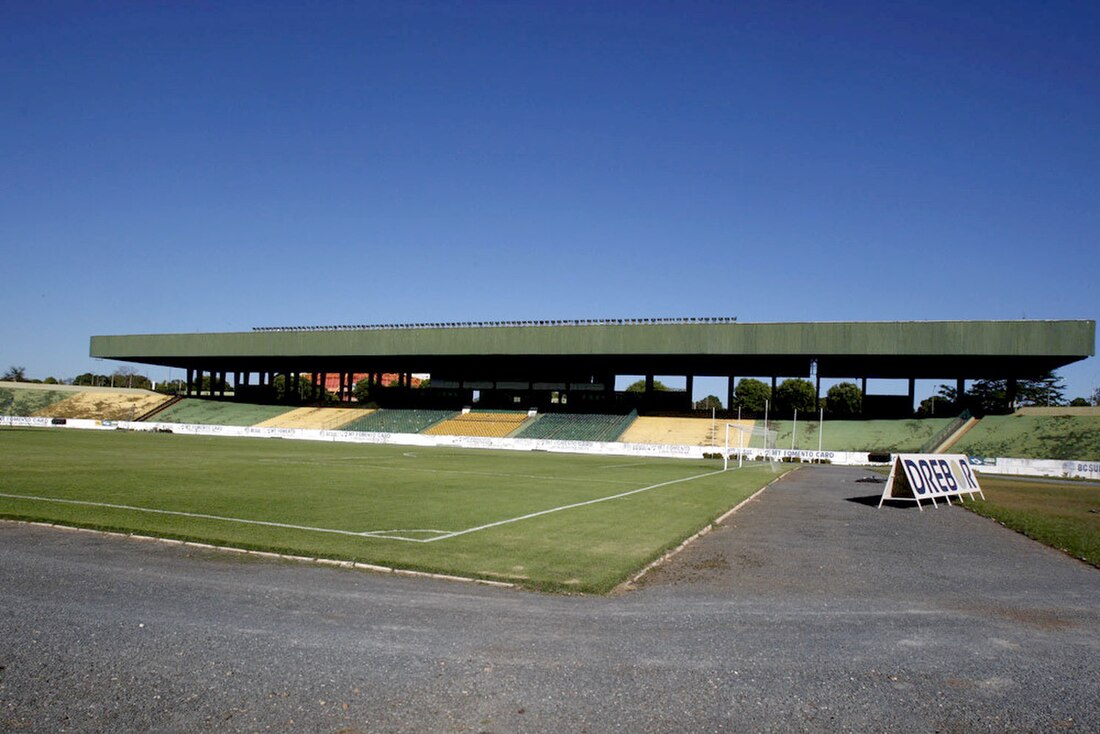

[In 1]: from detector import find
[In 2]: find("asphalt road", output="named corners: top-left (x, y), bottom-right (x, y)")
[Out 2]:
top-left (1, 465), bottom-right (1097, 732)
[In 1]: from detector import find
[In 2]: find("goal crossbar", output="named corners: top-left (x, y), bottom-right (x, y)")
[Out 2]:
top-left (722, 423), bottom-right (777, 470)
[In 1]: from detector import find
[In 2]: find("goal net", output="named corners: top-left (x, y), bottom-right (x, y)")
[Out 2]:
top-left (722, 423), bottom-right (779, 470)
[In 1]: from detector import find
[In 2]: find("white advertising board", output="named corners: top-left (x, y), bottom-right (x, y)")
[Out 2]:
top-left (878, 454), bottom-right (984, 510)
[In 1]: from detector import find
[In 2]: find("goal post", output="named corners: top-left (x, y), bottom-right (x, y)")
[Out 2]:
top-left (722, 422), bottom-right (777, 470)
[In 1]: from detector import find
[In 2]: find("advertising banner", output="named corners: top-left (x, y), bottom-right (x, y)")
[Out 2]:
top-left (879, 454), bottom-right (984, 510)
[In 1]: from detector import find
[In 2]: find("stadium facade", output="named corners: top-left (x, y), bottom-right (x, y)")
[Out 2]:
top-left (90, 319), bottom-right (1095, 415)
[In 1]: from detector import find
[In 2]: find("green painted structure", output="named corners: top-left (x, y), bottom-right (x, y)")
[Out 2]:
top-left (90, 319), bottom-right (1095, 413)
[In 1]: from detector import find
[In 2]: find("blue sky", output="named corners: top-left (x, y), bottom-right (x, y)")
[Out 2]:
top-left (1, 1), bottom-right (1096, 401)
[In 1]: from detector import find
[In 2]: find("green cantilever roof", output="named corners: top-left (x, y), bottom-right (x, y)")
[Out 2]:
top-left (90, 319), bottom-right (1095, 381)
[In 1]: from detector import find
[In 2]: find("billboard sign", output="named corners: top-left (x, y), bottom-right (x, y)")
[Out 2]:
top-left (878, 454), bottom-right (984, 510)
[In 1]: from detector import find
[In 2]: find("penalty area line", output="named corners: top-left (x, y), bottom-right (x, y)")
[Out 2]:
top-left (0, 467), bottom-right (733, 545)
top-left (423, 468), bottom-right (729, 543)
top-left (0, 491), bottom-right (435, 543)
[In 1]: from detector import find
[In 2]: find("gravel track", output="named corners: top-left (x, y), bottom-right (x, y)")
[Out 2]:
top-left (2, 465), bottom-right (1097, 732)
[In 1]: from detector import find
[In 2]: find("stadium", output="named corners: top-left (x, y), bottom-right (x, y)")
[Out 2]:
top-left (6, 331), bottom-right (1100, 729)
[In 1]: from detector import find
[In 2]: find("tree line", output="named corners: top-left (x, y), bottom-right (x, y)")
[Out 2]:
top-left (692, 371), bottom-right (1097, 417)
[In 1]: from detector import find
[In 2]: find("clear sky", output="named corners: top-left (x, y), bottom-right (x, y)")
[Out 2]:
top-left (1, 1), bottom-right (1097, 402)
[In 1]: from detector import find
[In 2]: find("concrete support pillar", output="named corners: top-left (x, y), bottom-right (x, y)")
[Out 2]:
top-left (908, 378), bottom-right (916, 413)
top-left (727, 376), bottom-right (736, 412)
top-left (957, 378), bottom-right (966, 402)
top-left (186, 368), bottom-right (194, 397)
top-left (685, 375), bottom-right (694, 407)
top-left (771, 376), bottom-right (778, 406)
top-left (1007, 377), bottom-right (1018, 410)
top-left (645, 374), bottom-right (654, 395)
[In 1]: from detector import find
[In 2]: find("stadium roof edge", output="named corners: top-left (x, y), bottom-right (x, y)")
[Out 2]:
top-left (89, 319), bottom-right (1095, 382)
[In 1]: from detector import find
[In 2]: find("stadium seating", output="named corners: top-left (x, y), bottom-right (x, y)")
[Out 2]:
top-left (514, 412), bottom-right (637, 442)
top-left (150, 398), bottom-right (294, 426)
top-left (618, 416), bottom-right (725, 446)
top-left (341, 409), bottom-right (456, 434)
top-left (255, 407), bottom-right (370, 430)
top-left (423, 411), bottom-right (531, 438)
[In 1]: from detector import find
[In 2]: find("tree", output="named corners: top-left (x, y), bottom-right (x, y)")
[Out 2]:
top-left (2, 366), bottom-right (26, 382)
top-left (825, 382), bottom-right (861, 417)
top-left (113, 367), bottom-right (152, 390)
top-left (200, 374), bottom-right (229, 394)
top-left (775, 378), bottom-right (818, 416)
top-left (917, 384), bottom-right (960, 417)
top-left (1017, 371), bottom-right (1065, 407)
top-left (624, 379), bottom-right (671, 393)
top-left (732, 378), bottom-right (770, 414)
top-left (155, 379), bottom-right (186, 395)
top-left (73, 372), bottom-right (110, 387)
top-left (272, 374), bottom-right (329, 402)
top-left (963, 371), bottom-right (1066, 414)
top-left (1069, 397), bottom-right (1090, 407)
top-left (42, 376), bottom-right (59, 385)
top-left (353, 378), bottom-right (376, 405)
top-left (1093, 387), bottom-right (1100, 407)
top-left (967, 378), bottom-right (1007, 414)
top-left (693, 394), bottom-right (723, 411)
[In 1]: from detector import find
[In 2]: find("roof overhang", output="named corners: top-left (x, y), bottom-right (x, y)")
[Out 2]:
top-left (90, 319), bottom-right (1095, 381)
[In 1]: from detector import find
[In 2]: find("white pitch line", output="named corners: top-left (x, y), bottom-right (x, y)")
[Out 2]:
top-left (0, 468), bottom-right (729, 545)
top-left (0, 491), bottom-right (434, 543)
top-left (422, 469), bottom-right (727, 542)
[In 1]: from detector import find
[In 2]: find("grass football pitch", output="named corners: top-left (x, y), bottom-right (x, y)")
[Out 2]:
top-left (0, 428), bottom-right (780, 592)
top-left (965, 475), bottom-right (1100, 568)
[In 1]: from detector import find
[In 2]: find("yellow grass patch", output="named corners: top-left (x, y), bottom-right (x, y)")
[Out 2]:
top-left (254, 407), bottom-right (373, 430)
top-left (32, 391), bottom-right (171, 420)
top-left (619, 416), bottom-right (752, 446)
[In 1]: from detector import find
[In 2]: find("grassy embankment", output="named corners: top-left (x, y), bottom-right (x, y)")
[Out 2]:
top-left (953, 415), bottom-right (1100, 461)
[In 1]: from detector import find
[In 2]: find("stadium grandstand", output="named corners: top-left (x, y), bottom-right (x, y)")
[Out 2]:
top-left (89, 319), bottom-right (1094, 417)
